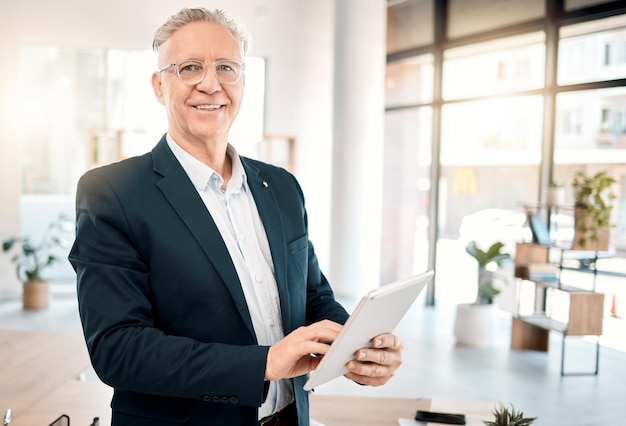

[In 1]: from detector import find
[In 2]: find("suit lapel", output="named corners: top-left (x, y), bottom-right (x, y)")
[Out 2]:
top-left (150, 137), bottom-right (256, 338)
top-left (243, 159), bottom-right (292, 332)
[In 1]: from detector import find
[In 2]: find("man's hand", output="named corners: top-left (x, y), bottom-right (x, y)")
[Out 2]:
top-left (344, 333), bottom-right (403, 386)
top-left (265, 320), bottom-right (343, 381)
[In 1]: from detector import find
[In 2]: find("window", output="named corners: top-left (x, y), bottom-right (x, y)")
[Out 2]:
top-left (447, 0), bottom-right (544, 39)
top-left (385, 54), bottom-right (434, 107)
top-left (19, 46), bottom-right (265, 194)
top-left (444, 32), bottom-right (545, 100)
top-left (384, 2), bottom-right (626, 305)
top-left (381, 107), bottom-right (432, 284)
top-left (559, 15), bottom-right (626, 85)
top-left (555, 88), bottom-right (626, 155)
top-left (387, 0), bottom-right (433, 53)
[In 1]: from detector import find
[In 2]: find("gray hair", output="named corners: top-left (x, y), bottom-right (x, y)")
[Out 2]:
top-left (152, 8), bottom-right (252, 57)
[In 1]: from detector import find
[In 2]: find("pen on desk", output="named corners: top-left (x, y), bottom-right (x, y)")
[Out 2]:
top-left (3, 408), bottom-right (11, 425)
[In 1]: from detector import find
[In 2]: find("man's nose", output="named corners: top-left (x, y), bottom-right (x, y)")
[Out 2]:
top-left (196, 67), bottom-right (222, 92)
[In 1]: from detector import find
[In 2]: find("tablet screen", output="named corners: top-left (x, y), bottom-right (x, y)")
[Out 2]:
top-left (303, 270), bottom-right (434, 391)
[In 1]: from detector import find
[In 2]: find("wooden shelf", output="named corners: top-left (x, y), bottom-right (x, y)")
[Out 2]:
top-left (518, 314), bottom-right (568, 333)
top-left (511, 242), bottom-right (605, 375)
top-left (520, 278), bottom-right (595, 294)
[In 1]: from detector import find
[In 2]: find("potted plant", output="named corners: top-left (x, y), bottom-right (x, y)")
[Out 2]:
top-left (2, 215), bottom-right (70, 309)
top-left (483, 404), bottom-right (536, 426)
top-left (454, 241), bottom-right (511, 347)
top-left (571, 170), bottom-right (616, 250)
top-left (546, 181), bottom-right (565, 207)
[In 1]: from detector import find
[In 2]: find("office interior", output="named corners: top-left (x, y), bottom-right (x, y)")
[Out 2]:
top-left (1, 0), bottom-right (626, 425)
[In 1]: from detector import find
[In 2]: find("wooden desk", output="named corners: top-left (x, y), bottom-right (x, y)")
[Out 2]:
top-left (0, 329), bottom-right (496, 425)
top-left (310, 394), bottom-right (428, 425)
top-left (310, 394), bottom-right (498, 426)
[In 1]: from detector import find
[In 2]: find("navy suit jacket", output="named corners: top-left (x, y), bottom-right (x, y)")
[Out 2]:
top-left (69, 136), bottom-right (349, 425)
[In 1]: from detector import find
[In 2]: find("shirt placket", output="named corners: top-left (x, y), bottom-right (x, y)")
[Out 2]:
top-left (225, 190), bottom-right (283, 345)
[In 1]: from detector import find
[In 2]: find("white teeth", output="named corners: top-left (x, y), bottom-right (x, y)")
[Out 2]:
top-left (195, 104), bottom-right (221, 110)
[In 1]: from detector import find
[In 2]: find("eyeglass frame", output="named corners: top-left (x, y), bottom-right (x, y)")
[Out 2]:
top-left (157, 58), bottom-right (245, 85)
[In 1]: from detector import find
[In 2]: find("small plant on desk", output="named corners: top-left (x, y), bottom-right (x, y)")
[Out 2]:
top-left (483, 404), bottom-right (536, 426)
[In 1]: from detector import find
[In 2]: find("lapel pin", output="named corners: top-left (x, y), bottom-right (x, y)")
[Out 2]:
top-left (262, 181), bottom-right (269, 188)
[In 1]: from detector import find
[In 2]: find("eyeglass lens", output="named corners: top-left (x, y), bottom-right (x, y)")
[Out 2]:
top-left (177, 60), bottom-right (242, 84)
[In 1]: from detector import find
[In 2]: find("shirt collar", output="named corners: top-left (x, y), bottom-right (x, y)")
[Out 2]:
top-left (165, 134), bottom-right (248, 193)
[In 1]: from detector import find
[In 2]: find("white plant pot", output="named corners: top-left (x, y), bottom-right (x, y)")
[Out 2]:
top-left (453, 303), bottom-right (497, 347)
top-left (546, 186), bottom-right (566, 207)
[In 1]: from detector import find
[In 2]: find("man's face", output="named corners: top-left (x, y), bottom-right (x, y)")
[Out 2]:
top-left (152, 21), bottom-right (244, 146)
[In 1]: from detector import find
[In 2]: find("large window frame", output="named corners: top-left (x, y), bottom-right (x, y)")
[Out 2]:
top-left (385, 0), bottom-right (626, 305)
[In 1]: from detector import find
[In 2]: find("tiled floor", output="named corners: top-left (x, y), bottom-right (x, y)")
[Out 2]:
top-left (1, 288), bottom-right (625, 425)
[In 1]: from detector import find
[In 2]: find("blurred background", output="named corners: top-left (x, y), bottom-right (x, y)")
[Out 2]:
top-left (1, 0), bottom-right (626, 314)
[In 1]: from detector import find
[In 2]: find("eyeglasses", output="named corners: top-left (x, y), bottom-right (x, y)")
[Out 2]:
top-left (158, 59), bottom-right (245, 85)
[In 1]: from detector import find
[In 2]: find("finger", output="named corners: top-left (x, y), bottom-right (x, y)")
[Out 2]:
top-left (346, 359), bottom-right (389, 378)
top-left (265, 322), bottom-right (343, 381)
top-left (371, 333), bottom-right (404, 351)
top-left (354, 346), bottom-right (402, 366)
top-left (355, 348), bottom-right (390, 367)
top-left (296, 320), bottom-right (343, 343)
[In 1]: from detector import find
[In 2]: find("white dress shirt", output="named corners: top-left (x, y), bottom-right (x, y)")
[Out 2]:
top-left (166, 135), bottom-right (294, 419)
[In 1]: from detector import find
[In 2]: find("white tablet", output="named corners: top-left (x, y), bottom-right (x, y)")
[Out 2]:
top-left (303, 270), bottom-right (434, 391)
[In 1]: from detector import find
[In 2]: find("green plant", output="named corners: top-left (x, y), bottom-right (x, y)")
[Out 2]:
top-left (571, 170), bottom-right (616, 248)
top-left (483, 404), bottom-right (536, 426)
top-left (465, 241), bottom-right (511, 304)
top-left (2, 215), bottom-right (71, 282)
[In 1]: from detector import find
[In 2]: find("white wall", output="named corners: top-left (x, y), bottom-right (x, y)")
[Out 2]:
top-left (0, 0), bottom-right (337, 296)
top-left (0, 3), bottom-right (23, 297)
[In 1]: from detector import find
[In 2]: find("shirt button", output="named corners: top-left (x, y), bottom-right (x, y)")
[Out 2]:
top-left (269, 319), bottom-right (276, 327)
top-left (255, 275), bottom-right (263, 283)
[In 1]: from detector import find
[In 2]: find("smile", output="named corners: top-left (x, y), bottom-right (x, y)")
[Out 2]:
top-left (194, 104), bottom-right (223, 110)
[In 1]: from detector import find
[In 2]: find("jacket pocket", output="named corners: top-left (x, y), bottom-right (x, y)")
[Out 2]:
top-left (288, 235), bottom-right (308, 256)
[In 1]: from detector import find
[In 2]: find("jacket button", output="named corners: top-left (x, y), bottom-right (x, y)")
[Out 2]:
top-left (202, 395), bottom-right (211, 402)
top-left (230, 397), bottom-right (239, 404)
top-left (221, 397), bottom-right (230, 403)
top-left (212, 396), bottom-right (221, 403)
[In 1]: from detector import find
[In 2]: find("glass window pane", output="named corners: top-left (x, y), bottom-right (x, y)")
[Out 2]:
top-left (441, 96), bottom-right (543, 166)
top-left (381, 107), bottom-right (432, 285)
top-left (553, 88), bottom-right (626, 247)
top-left (443, 33), bottom-right (545, 100)
top-left (385, 54), bottom-right (434, 107)
top-left (102, 49), bottom-right (164, 163)
top-left (437, 96), bottom-right (543, 303)
top-left (19, 46), bottom-right (265, 194)
top-left (448, 0), bottom-right (544, 39)
top-left (107, 49), bottom-right (164, 135)
top-left (387, 0), bottom-right (433, 53)
top-left (554, 87), bottom-right (626, 174)
top-left (558, 15), bottom-right (626, 85)
top-left (19, 46), bottom-right (106, 194)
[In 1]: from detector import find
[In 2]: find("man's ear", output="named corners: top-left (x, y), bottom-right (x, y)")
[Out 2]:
top-left (151, 72), bottom-right (165, 105)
